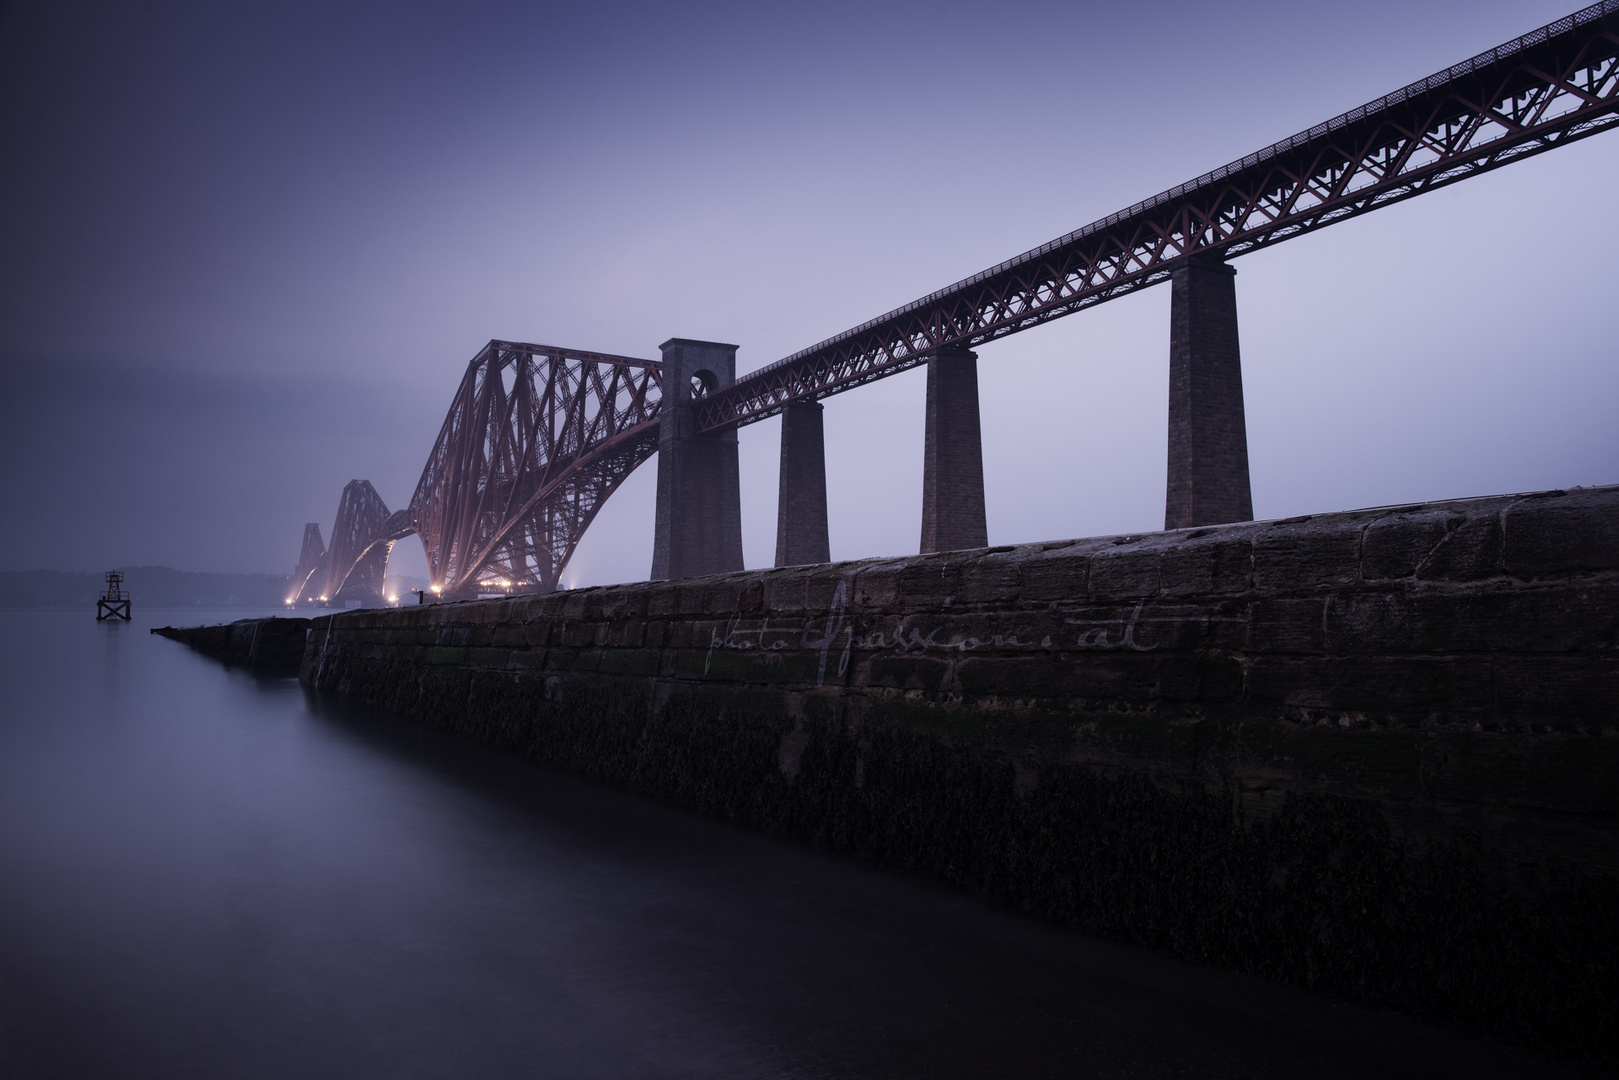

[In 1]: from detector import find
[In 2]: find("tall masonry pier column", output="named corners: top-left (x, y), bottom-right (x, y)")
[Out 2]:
top-left (775, 400), bottom-right (830, 567)
top-left (919, 346), bottom-right (988, 554)
top-left (651, 338), bottom-right (744, 580)
top-left (1165, 257), bottom-right (1254, 529)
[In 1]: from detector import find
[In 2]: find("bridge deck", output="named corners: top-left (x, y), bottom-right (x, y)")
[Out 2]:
top-left (697, 0), bottom-right (1619, 433)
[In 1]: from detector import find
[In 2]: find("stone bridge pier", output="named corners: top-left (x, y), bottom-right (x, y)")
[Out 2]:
top-left (770, 344), bottom-right (992, 568)
top-left (775, 400), bottom-right (831, 567)
top-left (676, 259), bottom-right (1257, 578)
top-left (651, 338), bottom-right (744, 580)
top-left (919, 346), bottom-right (988, 554)
top-left (1166, 256), bottom-right (1253, 529)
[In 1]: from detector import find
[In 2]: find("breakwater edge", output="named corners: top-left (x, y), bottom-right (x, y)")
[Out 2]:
top-left (165, 485), bottom-right (1619, 1065)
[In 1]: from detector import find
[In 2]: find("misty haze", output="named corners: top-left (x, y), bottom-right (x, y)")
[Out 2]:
top-left (2, 0), bottom-right (1615, 1077)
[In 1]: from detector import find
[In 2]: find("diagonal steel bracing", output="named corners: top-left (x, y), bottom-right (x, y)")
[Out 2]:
top-left (293, 3), bottom-right (1619, 599)
top-left (288, 523), bottom-right (327, 603)
top-left (294, 343), bottom-right (663, 602)
top-left (694, 0), bottom-right (1619, 433)
top-left (296, 479), bottom-right (393, 603)
top-left (407, 341), bottom-right (663, 596)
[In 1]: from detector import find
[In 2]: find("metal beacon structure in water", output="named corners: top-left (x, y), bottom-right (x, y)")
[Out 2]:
top-left (96, 571), bottom-right (131, 622)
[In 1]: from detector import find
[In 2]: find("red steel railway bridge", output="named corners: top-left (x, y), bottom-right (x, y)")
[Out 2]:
top-left (290, 2), bottom-right (1619, 605)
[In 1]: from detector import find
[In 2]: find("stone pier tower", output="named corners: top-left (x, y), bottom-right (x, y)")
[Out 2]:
top-left (1165, 258), bottom-right (1253, 529)
top-left (651, 338), bottom-right (744, 580)
top-left (919, 346), bottom-right (988, 554)
top-left (775, 400), bottom-right (831, 567)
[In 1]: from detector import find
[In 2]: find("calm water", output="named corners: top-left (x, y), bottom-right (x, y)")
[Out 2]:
top-left (0, 607), bottom-right (1596, 1079)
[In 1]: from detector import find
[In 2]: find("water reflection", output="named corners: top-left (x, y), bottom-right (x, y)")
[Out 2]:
top-left (0, 609), bottom-right (1595, 1079)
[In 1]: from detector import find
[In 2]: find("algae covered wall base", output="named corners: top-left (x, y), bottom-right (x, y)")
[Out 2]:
top-left (155, 617), bottom-right (311, 669)
top-left (298, 486), bottom-right (1619, 1065)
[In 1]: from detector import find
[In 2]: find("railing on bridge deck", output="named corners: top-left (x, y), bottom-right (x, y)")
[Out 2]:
top-left (693, 0), bottom-right (1619, 433)
top-left (290, 2), bottom-right (1619, 594)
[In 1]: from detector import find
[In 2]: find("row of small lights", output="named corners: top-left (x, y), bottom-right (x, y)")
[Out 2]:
top-left (284, 583), bottom-right (446, 607)
top-left (280, 578), bottom-right (572, 606)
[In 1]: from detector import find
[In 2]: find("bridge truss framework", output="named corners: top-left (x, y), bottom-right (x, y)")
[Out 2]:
top-left (292, 343), bottom-right (661, 602)
top-left (292, 1), bottom-right (1619, 601)
top-left (695, 0), bottom-right (1619, 433)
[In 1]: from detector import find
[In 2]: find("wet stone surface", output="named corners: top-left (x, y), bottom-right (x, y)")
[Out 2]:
top-left (228, 487), bottom-right (1617, 1066)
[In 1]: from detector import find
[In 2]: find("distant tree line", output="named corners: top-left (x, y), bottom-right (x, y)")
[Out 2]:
top-left (0, 567), bottom-right (291, 608)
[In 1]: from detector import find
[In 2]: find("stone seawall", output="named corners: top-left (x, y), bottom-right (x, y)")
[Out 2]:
top-left (155, 617), bottom-right (311, 669)
top-left (300, 486), bottom-right (1619, 1064)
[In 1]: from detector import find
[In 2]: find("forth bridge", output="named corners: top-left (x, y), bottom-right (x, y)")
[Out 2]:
top-left (287, 2), bottom-right (1619, 606)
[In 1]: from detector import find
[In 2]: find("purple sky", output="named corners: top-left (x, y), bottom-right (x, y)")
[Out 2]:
top-left (2, 0), bottom-right (1615, 583)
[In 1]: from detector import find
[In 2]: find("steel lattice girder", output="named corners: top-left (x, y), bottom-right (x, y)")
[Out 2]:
top-left (296, 479), bottom-right (393, 603)
top-left (695, 0), bottom-right (1619, 434)
top-left (288, 523), bottom-right (326, 603)
top-left (407, 340), bottom-right (662, 595)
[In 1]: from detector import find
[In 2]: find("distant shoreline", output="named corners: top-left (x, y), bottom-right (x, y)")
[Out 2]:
top-left (0, 566), bottom-right (432, 608)
top-left (0, 567), bottom-right (290, 608)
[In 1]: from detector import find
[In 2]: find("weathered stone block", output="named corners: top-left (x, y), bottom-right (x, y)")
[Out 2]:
top-left (665, 620), bottom-right (697, 650)
top-left (1505, 488), bottom-right (1619, 578)
top-left (1410, 587), bottom-right (1619, 653)
top-left (1361, 510), bottom-right (1454, 581)
top-left (1493, 656), bottom-right (1619, 723)
top-left (761, 571), bottom-right (807, 615)
top-left (1067, 653), bottom-right (1176, 702)
top-left (674, 580), bottom-right (707, 615)
top-left (1253, 518), bottom-right (1361, 591)
top-left (589, 590), bottom-right (621, 621)
top-left (506, 650), bottom-right (547, 670)
top-left (1054, 602), bottom-right (1152, 652)
top-left (1416, 512), bottom-right (1504, 582)
top-left (1088, 543), bottom-right (1161, 600)
top-left (604, 619), bottom-right (646, 650)
top-left (1161, 534), bottom-right (1252, 596)
top-left (1134, 601), bottom-right (1246, 652)
top-left (596, 649), bottom-right (659, 677)
top-left (1324, 593), bottom-right (1411, 653)
top-left (1246, 598), bottom-right (1324, 654)
top-left (558, 620), bottom-right (598, 648)
top-left (802, 567), bottom-right (857, 618)
top-left (866, 654), bottom-right (951, 692)
top-left (702, 577), bottom-right (745, 615)
top-left (561, 590), bottom-right (590, 619)
top-left (1019, 550), bottom-right (1088, 603)
top-left (850, 562), bottom-right (902, 609)
top-left (895, 557), bottom-right (962, 605)
top-left (959, 552), bottom-right (1020, 605)
top-left (599, 589), bottom-right (648, 623)
top-left (646, 582), bottom-right (682, 618)
top-left (747, 648), bottom-right (825, 687)
top-left (492, 624), bottom-right (526, 649)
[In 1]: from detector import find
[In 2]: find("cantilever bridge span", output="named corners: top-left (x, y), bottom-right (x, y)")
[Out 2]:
top-left (292, 2), bottom-right (1619, 603)
top-left (292, 342), bottom-right (662, 603)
